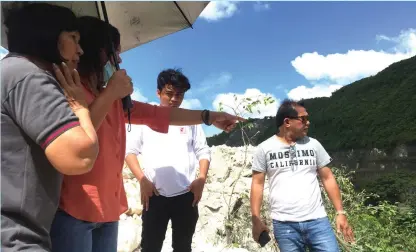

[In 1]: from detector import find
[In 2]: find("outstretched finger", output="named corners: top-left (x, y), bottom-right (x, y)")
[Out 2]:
top-left (350, 229), bottom-right (355, 243)
top-left (144, 196), bottom-right (149, 211)
top-left (192, 194), bottom-right (199, 207)
top-left (53, 64), bottom-right (69, 89)
top-left (228, 124), bottom-right (237, 131)
top-left (224, 123), bottom-right (236, 132)
top-left (336, 222), bottom-right (341, 234)
top-left (153, 186), bottom-right (159, 196)
top-left (72, 68), bottom-right (82, 87)
top-left (234, 115), bottom-right (247, 122)
top-left (61, 62), bottom-right (74, 86)
top-left (345, 227), bottom-right (354, 243)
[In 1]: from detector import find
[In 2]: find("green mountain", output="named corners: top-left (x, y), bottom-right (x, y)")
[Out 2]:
top-left (207, 55), bottom-right (416, 152)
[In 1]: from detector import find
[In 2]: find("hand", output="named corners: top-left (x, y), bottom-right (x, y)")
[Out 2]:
top-left (252, 216), bottom-right (269, 243)
top-left (139, 176), bottom-right (159, 211)
top-left (106, 69), bottom-right (134, 100)
top-left (53, 62), bottom-right (88, 112)
top-left (188, 177), bottom-right (206, 207)
top-left (336, 214), bottom-right (354, 243)
top-left (209, 111), bottom-right (246, 133)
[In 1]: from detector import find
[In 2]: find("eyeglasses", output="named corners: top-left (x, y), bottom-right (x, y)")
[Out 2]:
top-left (288, 115), bottom-right (309, 124)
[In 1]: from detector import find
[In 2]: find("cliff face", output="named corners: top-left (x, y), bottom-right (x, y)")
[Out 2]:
top-left (118, 145), bottom-right (276, 252)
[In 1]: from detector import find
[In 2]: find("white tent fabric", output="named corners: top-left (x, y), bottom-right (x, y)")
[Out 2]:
top-left (1, 1), bottom-right (209, 53)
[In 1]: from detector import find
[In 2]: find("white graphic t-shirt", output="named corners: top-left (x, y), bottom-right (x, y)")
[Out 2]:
top-left (252, 135), bottom-right (333, 222)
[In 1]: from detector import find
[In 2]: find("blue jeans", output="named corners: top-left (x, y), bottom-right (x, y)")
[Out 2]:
top-left (273, 217), bottom-right (340, 252)
top-left (50, 209), bottom-right (119, 252)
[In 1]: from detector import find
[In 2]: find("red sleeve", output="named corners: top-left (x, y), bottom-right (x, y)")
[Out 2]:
top-left (126, 101), bottom-right (171, 133)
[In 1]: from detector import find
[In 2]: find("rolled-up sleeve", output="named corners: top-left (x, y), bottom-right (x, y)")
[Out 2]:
top-left (126, 101), bottom-right (171, 134)
top-left (192, 125), bottom-right (211, 162)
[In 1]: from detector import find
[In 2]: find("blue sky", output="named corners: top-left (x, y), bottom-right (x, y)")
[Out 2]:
top-left (2, 1), bottom-right (415, 137)
top-left (120, 1), bottom-right (416, 136)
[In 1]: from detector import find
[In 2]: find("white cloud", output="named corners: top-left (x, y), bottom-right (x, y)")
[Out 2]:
top-left (200, 1), bottom-right (239, 22)
top-left (287, 84), bottom-right (343, 101)
top-left (146, 99), bottom-right (201, 109)
top-left (291, 50), bottom-right (412, 85)
top-left (196, 72), bottom-right (232, 93)
top-left (131, 89), bottom-right (148, 102)
top-left (288, 28), bottom-right (416, 100)
top-left (376, 28), bottom-right (416, 54)
top-left (212, 88), bottom-right (279, 118)
top-left (253, 1), bottom-right (270, 12)
top-left (180, 98), bottom-right (202, 109)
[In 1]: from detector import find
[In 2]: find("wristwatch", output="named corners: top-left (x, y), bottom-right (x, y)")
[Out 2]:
top-left (201, 110), bottom-right (212, 126)
top-left (336, 210), bottom-right (347, 216)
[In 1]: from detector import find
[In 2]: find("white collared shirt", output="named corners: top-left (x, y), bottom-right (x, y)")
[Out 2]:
top-left (125, 123), bottom-right (211, 197)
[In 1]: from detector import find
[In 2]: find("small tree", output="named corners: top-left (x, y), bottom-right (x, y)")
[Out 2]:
top-left (215, 94), bottom-right (279, 251)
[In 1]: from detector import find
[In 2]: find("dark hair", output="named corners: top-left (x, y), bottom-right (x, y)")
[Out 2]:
top-left (3, 2), bottom-right (78, 64)
top-left (157, 68), bottom-right (191, 92)
top-left (275, 99), bottom-right (305, 128)
top-left (76, 16), bottom-right (121, 91)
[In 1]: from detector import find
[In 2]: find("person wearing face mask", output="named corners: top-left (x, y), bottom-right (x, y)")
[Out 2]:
top-left (1, 3), bottom-right (99, 252)
top-left (49, 16), bottom-right (245, 252)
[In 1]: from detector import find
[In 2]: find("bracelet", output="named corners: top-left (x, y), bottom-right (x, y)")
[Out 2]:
top-left (201, 109), bottom-right (212, 126)
top-left (336, 210), bottom-right (347, 216)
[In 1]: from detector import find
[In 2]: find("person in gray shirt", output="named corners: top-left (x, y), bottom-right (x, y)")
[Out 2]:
top-left (250, 99), bottom-right (354, 251)
top-left (1, 3), bottom-right (98, 251)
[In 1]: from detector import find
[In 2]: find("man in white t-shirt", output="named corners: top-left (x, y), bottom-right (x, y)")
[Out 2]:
top-left (125, 68), bottom-right (211, 252)
top-left (250, 99), bottom-right (354, 251)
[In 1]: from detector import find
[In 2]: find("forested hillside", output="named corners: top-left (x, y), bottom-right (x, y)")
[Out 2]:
top-left (207, 55), bottom-right (416, 152)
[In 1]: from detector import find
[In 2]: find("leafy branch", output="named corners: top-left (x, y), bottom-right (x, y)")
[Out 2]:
top-left (215, 94), bottom-right (278, 251)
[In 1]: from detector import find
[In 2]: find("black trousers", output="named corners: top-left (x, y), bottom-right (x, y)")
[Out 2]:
top-left (139, 192), bottom-right (199, 252)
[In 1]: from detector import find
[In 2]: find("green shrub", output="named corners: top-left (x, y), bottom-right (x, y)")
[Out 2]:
top-left (323, 167), bottom-right (416, 252)
top-left (221, 167), bottom-right (416, 252)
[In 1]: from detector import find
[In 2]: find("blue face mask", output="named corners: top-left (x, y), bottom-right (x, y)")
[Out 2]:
top-left (103, 61), bottom-right (116, 85)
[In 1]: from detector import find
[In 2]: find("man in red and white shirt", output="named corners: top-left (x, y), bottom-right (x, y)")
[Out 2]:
top-left (125, 68), bottom-right (211, 252)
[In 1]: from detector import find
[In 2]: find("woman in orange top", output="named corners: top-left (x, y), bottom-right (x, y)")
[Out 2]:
top-left (49, 16), bottom-right (244, 252)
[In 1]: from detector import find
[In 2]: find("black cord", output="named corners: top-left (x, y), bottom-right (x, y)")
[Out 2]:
top-left (127, 108), bottom-right (131, 132)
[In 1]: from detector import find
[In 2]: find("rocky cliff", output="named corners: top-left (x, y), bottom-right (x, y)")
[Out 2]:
top-left (116, 145), bottom-right (416, 252)
top-left (117, 145), bottom-right (277, 252)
